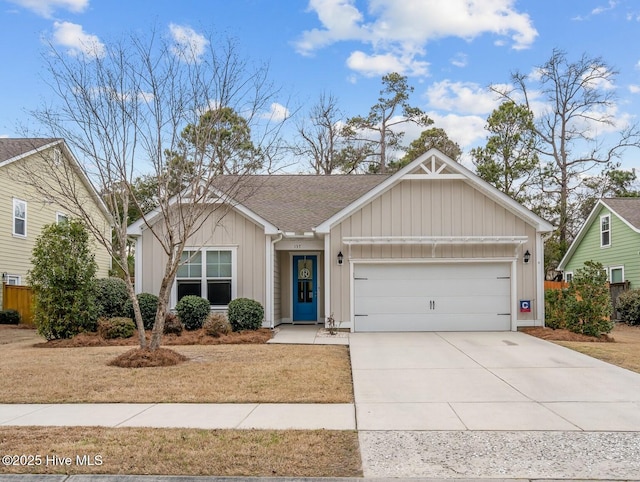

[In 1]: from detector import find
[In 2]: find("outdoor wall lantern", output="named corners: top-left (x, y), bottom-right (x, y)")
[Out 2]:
top-left (1, 272), bottom-right (6, 281)
top-left (337, 251), bottom-right (344, 266)
top-left (523, 250), bottom-right (531, 264)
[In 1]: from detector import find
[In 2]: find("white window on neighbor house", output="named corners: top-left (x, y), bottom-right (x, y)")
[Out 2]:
top-left (565, 272), bottom-right (573, 283)
top-left (610, 266), bottom-right (624, 284)
top-left (12, 199), bottom-right (26, 237)
top-left (175, 248), bottom-right (236, 307)
top-left (600, 214), bottom-right (611, 247)
top-left (5, 275), bottom-right (20, 285)
top-left (56, 212), bottom-right (69, 224)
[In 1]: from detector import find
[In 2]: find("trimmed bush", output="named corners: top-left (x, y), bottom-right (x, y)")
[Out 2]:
top-left (94, 277), bottom-right (129, 319)
top-left (544, 288), bottom-right (567, 330)
top-left (163, 312), bottom-right (183, 335)
top-left (203, 312), bottom-right (232, 337)
top-left (0, 309), bottom-right (21, 325)
top-left (618, 289), bottom-right (640, 326)
top-left (124, 293), bottom-right (159, 330)
top-left (176, 295), bottom-right (210, 331)
top-left (227, 298), bottom-right (264, 331)
top-left (97, 317), bottom-right (135, 339)
top-left (564, 261), bottom-right (613, 337)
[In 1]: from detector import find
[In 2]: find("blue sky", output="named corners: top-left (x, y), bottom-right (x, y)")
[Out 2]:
top-left (2, 0), bottom-right (640, 173)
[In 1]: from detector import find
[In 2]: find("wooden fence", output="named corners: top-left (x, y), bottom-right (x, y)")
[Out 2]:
top-left (2, 283), bottom-right (34, 325)
top-left (544, 281), bottom-right (569, 290)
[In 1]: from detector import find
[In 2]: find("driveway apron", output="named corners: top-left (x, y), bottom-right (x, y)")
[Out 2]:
top-left (350, 331), bottom-right (640, 479)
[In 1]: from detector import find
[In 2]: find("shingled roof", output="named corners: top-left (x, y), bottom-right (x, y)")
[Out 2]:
top-left (0, 138), bottom-right (59, 164)
top-left (224, 174), bottom-right (390, 233)
top-left (602, 197), bottom-right (640, 230)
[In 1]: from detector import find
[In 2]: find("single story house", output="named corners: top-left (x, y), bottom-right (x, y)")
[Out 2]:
top-left (128, 149), bottom-right (553, 332)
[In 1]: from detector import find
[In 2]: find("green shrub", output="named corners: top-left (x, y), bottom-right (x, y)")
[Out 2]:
top-left (0, 309), bottom-right (21, 325)
top-left (176, 295), bottom-right (210, 331)
top-left (617, 289), bottom-right (640, 326)
top-left (564, 261), bottom-right (614, 337)
top-left (94, 277), bottom-right (129, 319)
top-left (203, 312), bottom-right (232, 337)
top-left (227, 298), bottom-right (264, 331)
top-left (28, 219), bottom-right (98, 340)
top-left (163, 312), bottom-right (183, 335)
top-left (124, 293), bottom-right (158, 330)
top-left (97, 317), bottom-right (135, 339)
top-left (544, 288), bottom-right (567, 329)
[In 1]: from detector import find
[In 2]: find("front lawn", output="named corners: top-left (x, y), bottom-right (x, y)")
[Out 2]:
top-left (0, 327), bottom-right (353, 403)
top-left (524, 322), bottom-right (640, 373)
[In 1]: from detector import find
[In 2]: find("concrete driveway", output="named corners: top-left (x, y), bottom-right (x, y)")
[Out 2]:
top-left (351, 331), bottom-right (640, 479)
top-left (350, 330), bottom-right (640, 431)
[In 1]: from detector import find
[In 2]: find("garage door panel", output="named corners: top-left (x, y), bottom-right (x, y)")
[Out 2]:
top-left (355, 294), bottom-right (509, 315)
top-left (356, 278), bottom-right (510, 298)
top-left (358, 314), bottom-right (511, 332)
top-left (353, 263), bottom-right (512, 332)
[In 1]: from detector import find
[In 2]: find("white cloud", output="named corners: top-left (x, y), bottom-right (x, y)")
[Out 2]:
top-left (450, 52), bottom-right (468, 68)
top-left (346, 50), bottom-right (429, 77)
top-left (52, 21), bottom-right (104, 58)
top-left (295, 0), bottom-right (538, 76)
top-left (8, 0), bottom-right (88, 18)
top-left (425, 80), bottom-right (499, 115)
top-left (263, 103), bottom-right (290, 121)
top-left (629, 84), bottom-right (640, 94)
top-left (169, 24), bottom-right (208, 62)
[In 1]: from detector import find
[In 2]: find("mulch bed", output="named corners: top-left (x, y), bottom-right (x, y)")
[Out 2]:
top-left (108, 347), bottom-right (189, 368)
top-left (33, 328), bottom-right (273, 348)
top-left (521, 326), bottom-right (615, 342)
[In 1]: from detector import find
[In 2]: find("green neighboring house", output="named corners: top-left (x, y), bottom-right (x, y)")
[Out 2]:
top-left (559, 197), bottom-right (640, 295)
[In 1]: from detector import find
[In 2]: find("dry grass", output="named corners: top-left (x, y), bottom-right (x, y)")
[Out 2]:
top-left (524, 322), bottom-right (640, 373)
top-left (0, 427), bottom-right (362, 477)
top-left (0, 327), bottom-right (353, 403)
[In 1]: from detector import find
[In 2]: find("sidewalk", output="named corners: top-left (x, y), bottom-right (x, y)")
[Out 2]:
top-left (0, 403), bottom-right (355, 430)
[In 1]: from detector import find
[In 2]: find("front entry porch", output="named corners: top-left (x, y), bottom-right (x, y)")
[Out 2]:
top-left (267, 324), bottom-right (349, 345)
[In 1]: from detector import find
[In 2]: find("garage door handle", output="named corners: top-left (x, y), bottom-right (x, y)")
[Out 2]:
top-left (354, 314), bottom-right (368, 317)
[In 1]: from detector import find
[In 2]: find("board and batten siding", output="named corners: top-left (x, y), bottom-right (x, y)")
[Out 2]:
top-left (0, 154), bottom-right (111, 309)
top-left (329, 179), bottom-right (538, 325)
top-left (139, 206), bottom-right (266, 307)
top-left (564, 205), bottom-right (640, 287)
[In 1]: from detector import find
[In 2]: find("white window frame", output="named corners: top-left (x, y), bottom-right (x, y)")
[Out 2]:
top-left (609, 266), bottom-right (625, 284)
top-left (564, 272), bottom-right (573, 283)
top-left (12, 198), bottom-right (27, 237)
top-left (172, 247), bottom-right (237, 308)
top-left (56, 212), bottom-right (69, 224)
top-left (600, 214), bottom-right (611, 247)
top-left (5, 275), bottom-right (21, 285)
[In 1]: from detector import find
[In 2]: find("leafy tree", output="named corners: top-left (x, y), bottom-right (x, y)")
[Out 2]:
top-left (471, 101), bottom-right (539, 204)
top-left (177, 107), bottom-right (263, 175)
top-left (492, 49), bottom-right (640, 247)
top-left (575, 166), bottom-right (639, 220)
top-left (390, 127), bottom-right (461, 172)
top-left (28, 220), bottom-right (98, 340)
top-left (343, 72), bottom-right (432, 173)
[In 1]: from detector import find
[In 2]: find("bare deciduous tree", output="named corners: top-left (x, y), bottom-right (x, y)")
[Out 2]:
top-left (492, 49), bottom-right (640, 247)
top-left (23, 28), bottom-right (286, 350)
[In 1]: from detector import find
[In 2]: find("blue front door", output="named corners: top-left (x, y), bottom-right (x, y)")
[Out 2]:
top-left (293, 255), bottom-right (317, 322)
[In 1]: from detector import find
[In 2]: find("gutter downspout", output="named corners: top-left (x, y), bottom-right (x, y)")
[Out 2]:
top-left (269, 232), bottom-right (283, 329)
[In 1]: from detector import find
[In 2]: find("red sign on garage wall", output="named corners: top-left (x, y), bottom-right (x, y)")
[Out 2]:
top-left (520, 300), bottom-right (531, 313)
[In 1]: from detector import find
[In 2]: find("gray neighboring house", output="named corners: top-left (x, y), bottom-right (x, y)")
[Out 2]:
top-left (128, 149), bottom-right (553, 332)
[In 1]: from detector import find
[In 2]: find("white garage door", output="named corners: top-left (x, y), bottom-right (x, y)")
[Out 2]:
top-left (353, 263), bottom-right (511, 332)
